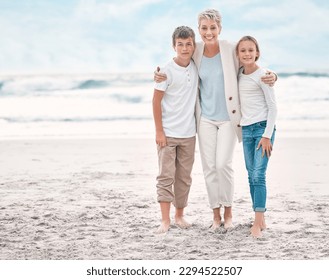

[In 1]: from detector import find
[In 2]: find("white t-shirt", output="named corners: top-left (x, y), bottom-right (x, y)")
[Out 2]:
top-left (154, 59), bottom-right (198, 138)
top-left (238, 67), bottom-right (277, 139)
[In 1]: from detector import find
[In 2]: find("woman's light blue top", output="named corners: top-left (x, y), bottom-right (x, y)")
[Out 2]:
top-left (199, 53), bottom-right (230, 121)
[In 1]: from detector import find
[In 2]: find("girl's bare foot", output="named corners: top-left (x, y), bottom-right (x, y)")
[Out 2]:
top-left (261, 217), bottom-right (267, 230)
top-left (251, 212), bottom-right (265, 236)
top-left (250, 225), bottom-right (262, 238)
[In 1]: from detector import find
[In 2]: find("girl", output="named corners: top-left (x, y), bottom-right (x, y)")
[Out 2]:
top-left (236, 36), bottom-right (277, 238)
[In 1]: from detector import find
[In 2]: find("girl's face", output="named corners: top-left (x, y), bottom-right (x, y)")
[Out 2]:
top-left (237, 40), bottom-right (259, 66)
top-left (198, 19), bottom-right (221, 44)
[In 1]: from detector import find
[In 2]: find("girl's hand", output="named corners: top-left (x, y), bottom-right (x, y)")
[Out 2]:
top-left (257, 137), bottom-right (273, 157)
top-left (261, 71), bottom-right (277, 87)
top-left (154, 66), bottom-right (167, 83)
top-left (156, 131), bottom-right (167, 147)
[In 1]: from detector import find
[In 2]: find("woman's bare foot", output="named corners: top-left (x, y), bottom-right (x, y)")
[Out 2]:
top-left (224, 207), bottom-right (233, 229)
top-left (210, 218), bottom-right (222, 230)
top-left (224, 217), bottom-right (233, 229)
top-left (155, 220), bottom-right (170, 234)
top-left (210, 208), bottom-right (222, 230)
top-left (175, 216), bottom-right (192, 229)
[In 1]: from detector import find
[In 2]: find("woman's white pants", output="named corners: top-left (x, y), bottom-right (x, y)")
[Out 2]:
top-left (198, 117), bottom-right (237, 209)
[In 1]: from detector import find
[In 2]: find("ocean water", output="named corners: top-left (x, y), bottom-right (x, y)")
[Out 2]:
top-left (0, 72), bottom-right (328, 139)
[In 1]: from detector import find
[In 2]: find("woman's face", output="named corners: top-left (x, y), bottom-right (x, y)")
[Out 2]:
top-left (198, 18), bottom-right (221, 44)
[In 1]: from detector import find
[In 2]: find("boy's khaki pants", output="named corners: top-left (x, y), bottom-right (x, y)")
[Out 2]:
top-left (156, 136), bottom-right (195, 209)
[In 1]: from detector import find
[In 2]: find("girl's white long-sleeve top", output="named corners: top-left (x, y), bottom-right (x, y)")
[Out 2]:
top-left (238, 67), bottom-right (277, 139)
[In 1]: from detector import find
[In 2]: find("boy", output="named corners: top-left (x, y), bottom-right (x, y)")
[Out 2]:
top-left (153, 26), bottom-right (198, 234)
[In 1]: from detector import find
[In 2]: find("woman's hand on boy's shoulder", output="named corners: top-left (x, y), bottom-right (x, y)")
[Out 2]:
top-left (154, 66), bottom-right (167, 83)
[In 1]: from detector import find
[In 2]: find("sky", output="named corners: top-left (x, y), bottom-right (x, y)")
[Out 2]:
top-left (0, 0), bottom-right (328, 74)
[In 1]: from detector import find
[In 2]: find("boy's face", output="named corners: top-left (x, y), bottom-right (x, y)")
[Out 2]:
top-left (173, 37), bottom-right (195, 61)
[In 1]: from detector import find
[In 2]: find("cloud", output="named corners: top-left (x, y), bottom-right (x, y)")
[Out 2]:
top-left (75, 0), bottom-right (164, 22)
top-left (0, 0), bottom-right (328, 74)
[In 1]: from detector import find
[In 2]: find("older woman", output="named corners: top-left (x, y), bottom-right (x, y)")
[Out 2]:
top-left (155, 9), bottom-right (277, 230)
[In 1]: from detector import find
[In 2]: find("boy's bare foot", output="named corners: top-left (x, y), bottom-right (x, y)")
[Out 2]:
top-left (155, 220), bottom-right (170, 234)
top-left (250, 225), bottom-right (262, 238)
top-left (175, 217), bottom-right (192, 229)
top-left (224, 217), bottom-right (233, 229)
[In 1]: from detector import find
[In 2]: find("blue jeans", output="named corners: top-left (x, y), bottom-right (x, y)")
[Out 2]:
top-left (242, 121), bottom-right (275, 212)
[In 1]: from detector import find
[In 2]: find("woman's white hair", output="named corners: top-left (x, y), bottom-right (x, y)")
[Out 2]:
top-left (198, 9), bottom-right (222, 27)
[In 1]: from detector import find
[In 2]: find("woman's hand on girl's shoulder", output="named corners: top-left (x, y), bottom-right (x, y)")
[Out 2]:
top-left (261, 71), bottom-right (277, 87)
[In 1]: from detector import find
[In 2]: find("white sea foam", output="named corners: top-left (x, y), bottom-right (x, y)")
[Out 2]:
top-left (0, 72), bottom-right (328, 139)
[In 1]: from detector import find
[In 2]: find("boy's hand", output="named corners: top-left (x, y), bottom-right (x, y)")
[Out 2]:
top-left (257, 137), bottom-right (273, 158)
top-left (154, 66), bottom-right (167, 83)
top-left (156, 131), bottom-right (167, 147)
top-left (261, 71), bottom-right (276, 87)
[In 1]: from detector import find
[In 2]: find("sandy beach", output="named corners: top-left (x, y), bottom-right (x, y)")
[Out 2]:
top-left (0, 136), bottom-right (328, 260)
